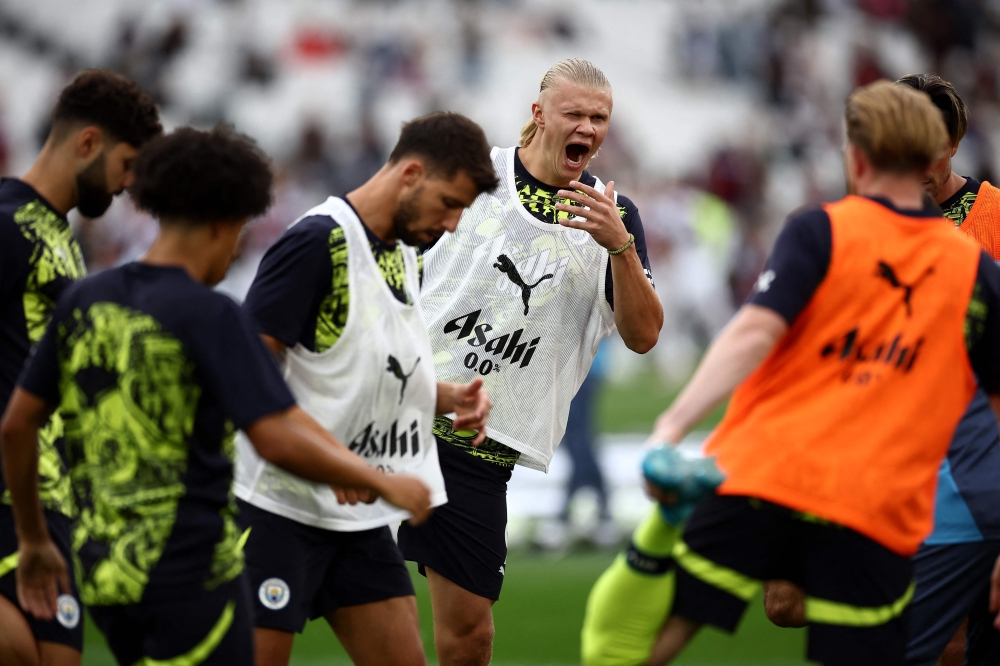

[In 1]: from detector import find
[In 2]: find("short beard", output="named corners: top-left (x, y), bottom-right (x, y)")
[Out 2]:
top-left (76, 154), bottom-right (114, 218)
top-left (392, 187), bottom-right (424, 246)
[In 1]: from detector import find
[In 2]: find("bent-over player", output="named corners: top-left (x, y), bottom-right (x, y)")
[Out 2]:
top-left (236, 112), bottom-right (497, 666)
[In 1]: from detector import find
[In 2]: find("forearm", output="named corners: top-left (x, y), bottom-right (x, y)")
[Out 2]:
top-left (658, 305), bottom-right (786, 441)
top-left (436, 382), bottom-right (458, 415)
top-left (610, 249), bottom-right (663, 353)
top-left (0, 419), bottom-right (48, 544)
top-left (247, 407), bottom-right (387, 493)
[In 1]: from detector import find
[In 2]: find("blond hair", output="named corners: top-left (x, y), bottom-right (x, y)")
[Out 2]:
top-left (519, 59), bottom-right (612, 148)
top-left (845, 80), bottom-right (948, 174)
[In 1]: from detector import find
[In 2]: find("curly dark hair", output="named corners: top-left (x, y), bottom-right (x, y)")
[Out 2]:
top-left (131, 125), bottom-right (273, 224)
top-left (389, 112), bottom-right (498, 194)
top-left (896, 74), bottom-right (969, 146)
top-left (52, 69), bottom-right (162, 148)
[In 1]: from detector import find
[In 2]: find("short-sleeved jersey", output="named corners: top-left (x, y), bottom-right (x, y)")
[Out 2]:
top-left (243, 205), bottom-right (412, 353)
top-left (0, 178), bottom-right (85, 517)
top-left (18, 263), bottom-right (295, 605)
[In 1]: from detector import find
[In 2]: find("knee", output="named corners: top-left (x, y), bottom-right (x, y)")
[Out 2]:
top-left (763, 580), bottom-right (807, 629)
top-left (438, 616), bottom-right (494, 666)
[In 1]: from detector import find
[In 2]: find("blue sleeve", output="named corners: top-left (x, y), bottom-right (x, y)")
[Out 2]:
top-left (0, 217), bottom-right (28, 305)
top-left (748, 208), bottom-right (832, 324)
top-left (190, 296), bottom-right (296, 429)
top-left (243, 216), bottom-right (334, 348)
top-left (969, 253), bottom-right (1000, 395)
top-left (605, 194), bottom-right (654, 310)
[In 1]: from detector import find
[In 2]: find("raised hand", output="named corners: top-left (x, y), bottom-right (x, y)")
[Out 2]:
top-left (554, 180), bottom-right (630, 251)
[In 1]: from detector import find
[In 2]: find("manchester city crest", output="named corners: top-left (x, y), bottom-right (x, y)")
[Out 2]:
top-left (258, 577), bottom-right (290, 610)
top-left (56, 594), bottom-right (80, 629)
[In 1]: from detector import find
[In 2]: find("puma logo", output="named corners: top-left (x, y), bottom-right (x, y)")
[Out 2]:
top-left (876, 261), bottom-right (934, 317)
top-left (493, 254), bottom-right (553, 316)
top-left (386, 355), bottom-right (420, 404)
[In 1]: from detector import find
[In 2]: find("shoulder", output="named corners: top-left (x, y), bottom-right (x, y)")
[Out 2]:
top-left (283, 214), bottom-right (342, 242)
top-left (779, 206), bottom-right (832, 245)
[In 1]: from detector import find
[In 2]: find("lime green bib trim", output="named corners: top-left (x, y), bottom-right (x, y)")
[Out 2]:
top-left (138, 599), bottom-right (235, 666)
top-left (0, 551), bottom-right (19, 579)
top-left (673, 541), bottom-right (759, 602)
top-left (806, 581), bottom-right (916, 627)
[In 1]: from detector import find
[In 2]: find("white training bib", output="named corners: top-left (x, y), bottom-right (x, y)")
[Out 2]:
top-left (421, 147), bottom-right (616, 472)
top-left (235, 197), bottom-right (447, 531)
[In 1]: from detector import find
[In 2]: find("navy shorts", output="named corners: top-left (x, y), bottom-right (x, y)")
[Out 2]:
top-left (905, 539), bottom-right (1000, 665)
top-left (89, 575), bottom-right (254, 666)
top-left (0, 504), bottom-right (83, 650)
top-left (237, 499), bottom-right (414, 633)
top-left (397, 437), bottom-right (514, 600)
top-left (673, 495), bottom-right (914, 666)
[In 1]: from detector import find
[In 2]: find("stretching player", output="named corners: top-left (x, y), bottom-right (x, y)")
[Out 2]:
top-left (397, 59), bottom-right (663, 666)
top-left (642, 81), bottom-right (1000, 665)
top-left (235, 112), bottom-right (497, 666)
top-left (762, 74), bottom-right (1000, 666)
top-left (0, 126), bottom-right (432, 666)
top-left (0, 70), bottom-right (161, 666)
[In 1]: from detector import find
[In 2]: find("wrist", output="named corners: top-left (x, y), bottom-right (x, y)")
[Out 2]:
top-left (607, 233), bottom-right (635, 255)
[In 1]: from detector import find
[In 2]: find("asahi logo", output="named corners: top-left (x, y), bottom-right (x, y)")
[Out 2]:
top-left (443, 309), bottom-right (541, 376)
top-left (348, 419), bottom-right (421, 459)
top-left (821, 328), bottom-right (924, 385)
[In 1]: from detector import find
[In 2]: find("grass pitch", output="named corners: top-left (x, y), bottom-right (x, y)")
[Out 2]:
top-left (81, 553), bottom-right (811, 665)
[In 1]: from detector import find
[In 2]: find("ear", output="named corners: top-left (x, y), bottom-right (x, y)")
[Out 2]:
top-left (75, 126), bottom-right (105, 160)
top-left (950, 142), bottom-right (960, 158)
top-left (400, 159), bottom-right (425, 187)
top-left (531, 100), bottom-right (544, 129)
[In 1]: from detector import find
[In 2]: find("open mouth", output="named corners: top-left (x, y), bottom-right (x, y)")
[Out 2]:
top-left (565, 143), bottom-right (589, 167)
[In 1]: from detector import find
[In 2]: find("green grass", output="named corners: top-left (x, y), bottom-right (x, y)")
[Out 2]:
top-left (596, 369), bottom-right (727, 434)
top-left (81, 553), bottom-right (810, 665)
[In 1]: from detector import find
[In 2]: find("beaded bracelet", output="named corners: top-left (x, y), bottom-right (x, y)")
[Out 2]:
top-left (608, 233), bottom-right (635, 255)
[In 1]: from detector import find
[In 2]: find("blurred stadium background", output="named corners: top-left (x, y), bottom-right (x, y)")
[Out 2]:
top-left (1, 0), bottom-right (998, 663)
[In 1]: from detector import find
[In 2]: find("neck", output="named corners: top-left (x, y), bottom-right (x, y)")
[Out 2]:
top-left (141, 226), bottom-right (215, 284)
top-left (519, 139), bottom-right (576, 188)
top-left (934, 171), bottom-right (967, 205)
top-left (346, 164), bottom-right (398, 243)
top-left (856, 173), bottom-right (926, 211)
top-left (20, 142), bottom-right (78, 216)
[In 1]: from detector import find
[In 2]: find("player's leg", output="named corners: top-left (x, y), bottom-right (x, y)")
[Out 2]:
top-left (952, 539), bottom-right (1000, 666)
top-left (581, 507), bottom-right (682, 666)
top-left (581, 446), bottom-right (724, 666)
top-left (425, 568), bottom-right (495, 666)
top-left (397, 437), bottom-right (512, 666)
top-left (0, 594), bottom-right (38, 666)
top-left (236, 499), bottom-right (323, 666)
top-left (762, 580), bottom-right (807, 628)
top-left (326, 597), bottom-right (425, 666)
top-left (0, 507), bottom-right (83, 666)
top-left (319, 526), bottom-right (425, 666)
top-left (904, 542), bottom-right (990, 665)
top-left (802, 518), bottom-right (914, 666)
top-left (647, 495), bottom-right (790, 665)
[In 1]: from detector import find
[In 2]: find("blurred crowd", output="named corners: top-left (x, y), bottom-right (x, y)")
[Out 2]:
top-left (0, 0), bottom-right (999, 385)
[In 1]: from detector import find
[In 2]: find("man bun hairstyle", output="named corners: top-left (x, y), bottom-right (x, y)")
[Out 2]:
top-left (389, 112), bottom-right (498, 194)
top-left (52, 69), bottom-right (162, 148)
top-left (845, 80), bottom-right (948, 175)
top-left (131, 125), bottom-right (273, 224)
top-left (896, 73), bottom-right (969, 146)
top-left (519, 59), bottom-right (612, 148)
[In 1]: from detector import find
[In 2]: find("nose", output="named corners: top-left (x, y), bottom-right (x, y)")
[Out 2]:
top-left (578, 118), bottom-right (595, 137)
top-left (443, 209), bottom-right (463, 233)
top-left (122, 171), bottom-right (135, 190)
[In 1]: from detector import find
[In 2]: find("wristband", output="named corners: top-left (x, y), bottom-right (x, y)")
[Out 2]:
top-left (608, 233), bottom-right (635, 255)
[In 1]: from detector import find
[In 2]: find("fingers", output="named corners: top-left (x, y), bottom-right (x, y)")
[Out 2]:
top-left (334, 487), bottom-right (348, 504)
top-left (472, 429), bottom-right (487, 447)
top-left (462, 377), bottom-right (484, 396)
top-left (568, 180), bottom-right (613, 202)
